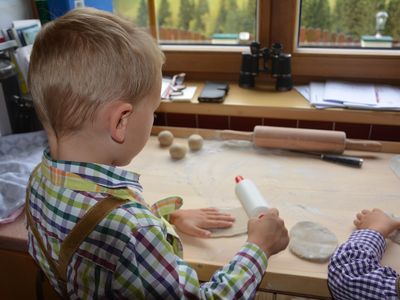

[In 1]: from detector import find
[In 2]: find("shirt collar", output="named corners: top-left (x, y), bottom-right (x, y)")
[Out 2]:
top-left (41, 148), bottom-right (143, 194)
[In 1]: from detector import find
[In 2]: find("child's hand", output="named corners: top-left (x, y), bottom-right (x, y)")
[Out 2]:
top-left (246, 208), bottom-right (289, 258)
top-left (354, 208), bottom-right (400, 238)
top-left (170, 208), bottom-right (235, 238)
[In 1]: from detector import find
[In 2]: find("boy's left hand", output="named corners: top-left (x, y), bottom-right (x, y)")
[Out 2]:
top-left (170, 208), bottom-right (235, 238)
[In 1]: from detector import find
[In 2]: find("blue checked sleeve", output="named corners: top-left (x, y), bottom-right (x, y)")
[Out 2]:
top-left (328, 229), bottom-right (399, 300)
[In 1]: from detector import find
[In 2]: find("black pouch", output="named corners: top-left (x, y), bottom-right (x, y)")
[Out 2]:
top-left (198, 81), bottom-right (229, 103)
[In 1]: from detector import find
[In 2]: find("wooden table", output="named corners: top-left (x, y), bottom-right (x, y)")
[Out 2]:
top-left (129, 129), bottom-right (400, 299)
top-left (1, 129), bottom-right (399, 299)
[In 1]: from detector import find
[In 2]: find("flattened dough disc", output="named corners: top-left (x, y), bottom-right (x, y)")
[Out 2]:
top-left (289, 221), bottom-right (338, 262)
top-left (209, 207), bottom-right (248, 238)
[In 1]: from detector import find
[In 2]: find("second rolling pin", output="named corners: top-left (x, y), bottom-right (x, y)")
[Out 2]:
top-left (219, 126), bottom-right (382, 154)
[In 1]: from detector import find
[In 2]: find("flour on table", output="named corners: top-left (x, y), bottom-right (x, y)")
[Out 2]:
top-left (289, 221), bottom-right (338, 262)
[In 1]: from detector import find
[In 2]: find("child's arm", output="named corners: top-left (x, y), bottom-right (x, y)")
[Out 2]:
top-left (328, 208), bottom-right (400, 300)
top-left (114, 208), bottom-right (288, 299)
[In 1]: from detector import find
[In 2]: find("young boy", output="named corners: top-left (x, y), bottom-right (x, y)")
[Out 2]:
top-left (328, 208), bottom-right (400, 299)
top-left (26, 8), bottom-right (289, 299)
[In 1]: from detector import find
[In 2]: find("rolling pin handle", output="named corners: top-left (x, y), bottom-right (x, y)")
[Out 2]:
top-left (345, 139), bottom-right (382, 152)
top-left (320, 154), bottom-right (363, 168)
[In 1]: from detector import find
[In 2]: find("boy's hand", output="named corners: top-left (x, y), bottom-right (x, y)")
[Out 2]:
top-left (170, 208), bottom-right (235, 238)
top-left (354, 208), bottom-right (400, 238)
top-left (246, 208), bottom-right (289, 258)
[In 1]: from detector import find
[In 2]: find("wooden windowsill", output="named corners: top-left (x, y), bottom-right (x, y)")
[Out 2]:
top-left (157, 82), bottom-right (400, 126)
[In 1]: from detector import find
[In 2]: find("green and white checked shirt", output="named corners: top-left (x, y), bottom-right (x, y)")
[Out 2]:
top-left (26, 150), bottom-right (268, 299)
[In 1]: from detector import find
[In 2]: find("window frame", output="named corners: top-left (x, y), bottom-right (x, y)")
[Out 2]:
top-left (159, 0), bottom-right (400, 84)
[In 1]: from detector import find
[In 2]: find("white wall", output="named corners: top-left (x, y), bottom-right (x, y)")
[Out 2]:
top-left (0, 0), bottom-right (33, 29)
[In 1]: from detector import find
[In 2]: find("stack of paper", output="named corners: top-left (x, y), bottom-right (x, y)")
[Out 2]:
top-left (295, 81), bottom-right (400, 111)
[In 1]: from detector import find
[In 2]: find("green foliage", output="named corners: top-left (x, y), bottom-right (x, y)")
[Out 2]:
top-left (178, 0), bottom-right (195, 30)
top-left (192, 0), bottom-right (209, 32)
top-left (136, 0), bottom-right (148, 27)
top-left (214, 0), bottom-right (227, 33)
top-left (334, 0), bottom-right (386, 39)
top-left (213, 0), bottom-right (256, 35)
top-left (241, 0), bottom-right (257, 35)
top-left (386, 0), bottom-right (400, 39)
top-left (125, 0), bottom-right (400, 44)
top-left (158, 0), bottom-right (172, 26)
top-left (113, 0), bottom-right (139, 23)
top-left (301, 0), bottom-right (332, 30)
top-left (301, 0), bottom-right (400, 42)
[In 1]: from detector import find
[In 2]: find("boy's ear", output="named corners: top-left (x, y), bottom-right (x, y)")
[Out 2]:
top-left (109, 102), bottom-right (133, 143)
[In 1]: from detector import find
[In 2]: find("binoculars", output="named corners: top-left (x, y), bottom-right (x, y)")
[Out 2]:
top-left (239, 42), bottom-right (292, 91)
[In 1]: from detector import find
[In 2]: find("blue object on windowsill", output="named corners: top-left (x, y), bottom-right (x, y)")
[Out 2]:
top-left (47, 0), bottom-right (113, 19)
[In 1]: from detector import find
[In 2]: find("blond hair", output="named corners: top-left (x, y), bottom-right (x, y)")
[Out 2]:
top-left (28, 8), bottom-right (164, 137)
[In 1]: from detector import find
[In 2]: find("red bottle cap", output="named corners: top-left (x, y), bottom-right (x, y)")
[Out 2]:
top-left (235, 175), bottom-right (244, 183)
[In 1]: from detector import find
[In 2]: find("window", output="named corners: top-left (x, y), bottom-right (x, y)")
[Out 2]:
top-left (266, 0), bottom-right (400, 84)
top-left (298, 0), bottom-right (400, 50)
top-left (113, 0), bottom-right (257, 46)
top-left (37, 0), bottom-right (400, 84)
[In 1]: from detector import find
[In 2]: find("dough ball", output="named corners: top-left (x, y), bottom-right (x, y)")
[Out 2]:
top-left (158, 130), bottom-right (174, 147)
top-left (188, 134), bottom-right (203, 151)
top-left (289, 221), bottom-right (338, 262)
top-left (169, 144), bottom-right (187, 160)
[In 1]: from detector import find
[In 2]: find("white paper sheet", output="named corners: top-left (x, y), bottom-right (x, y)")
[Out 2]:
top-left (324, 81), bottom-right (377, 105)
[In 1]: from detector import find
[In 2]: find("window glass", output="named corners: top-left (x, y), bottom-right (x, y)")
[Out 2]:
top-left (298, 0), bottom-right (400, 49)
top-left (114, 0), bottom-right (257, 45)
top-left (113, 0), bottom-right (150, 28)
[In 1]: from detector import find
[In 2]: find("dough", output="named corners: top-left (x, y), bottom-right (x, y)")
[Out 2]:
top-left (209, 207), bottom-right (248, 238)
top-left (188, 134), bottom-right (203, 151)
top-left (289, 221), bottom-right (338, 262)
top-left (158, 130), bottom-right (174, 147)
top-left (169, 144), bottom-right (187, 160)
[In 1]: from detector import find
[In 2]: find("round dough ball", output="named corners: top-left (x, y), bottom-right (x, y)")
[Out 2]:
top-left (169, 144), bottom-right (187, 160)
top-left (188, 134), bottom-right (203, 151)
top-left (289, 221), bottom-right (338, 262)
top-left (158, 130), bottom-right (174, 147)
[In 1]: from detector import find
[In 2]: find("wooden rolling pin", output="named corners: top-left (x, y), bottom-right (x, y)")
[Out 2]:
top-left (219, 126), bottom-right (382, 153)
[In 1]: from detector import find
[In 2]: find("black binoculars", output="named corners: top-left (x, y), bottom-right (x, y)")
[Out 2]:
top-left (239, 42), bottom-right (293, 91)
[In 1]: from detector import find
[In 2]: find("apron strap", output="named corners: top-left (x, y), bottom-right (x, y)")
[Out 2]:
top-left (26, 197), bottom-right (67, 296)
top-left (58, 196), bottom-right (127, 279)
top-left (26, 164), bottom-right (128, 297)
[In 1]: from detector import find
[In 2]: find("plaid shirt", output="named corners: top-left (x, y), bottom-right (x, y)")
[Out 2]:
top-left (27, 150), bottom-right (268, 299)
top-left (328, 229), bottom-right (399, 300)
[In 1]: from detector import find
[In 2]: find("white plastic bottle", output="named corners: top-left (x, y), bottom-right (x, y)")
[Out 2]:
top-left (235, 176), bottom-right (269, 218)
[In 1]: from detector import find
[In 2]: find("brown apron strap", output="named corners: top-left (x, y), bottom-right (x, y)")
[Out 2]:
top-left (396, 276), bottom-right (400, 298)
top-left (26, 164), bottom-right (128, 297)
top-left (58, 196), bottom-right (128, 279)
top-left (25, 164), bottom-right (67, 294)
top-left (26, 198), bottom-right (66, 287)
